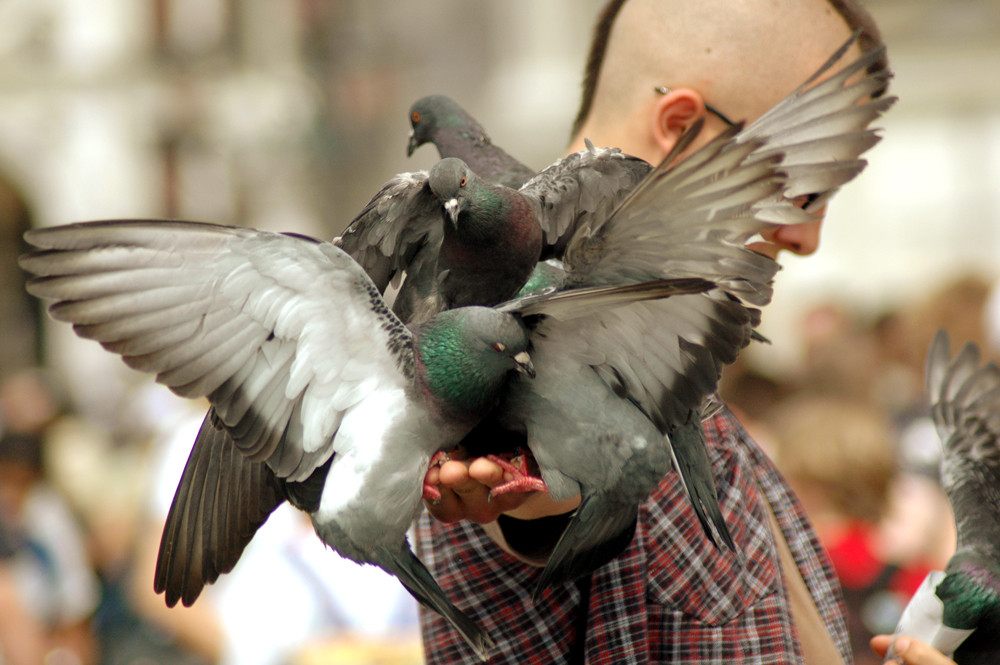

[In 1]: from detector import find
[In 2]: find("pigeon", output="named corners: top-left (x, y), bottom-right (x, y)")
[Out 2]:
top-left (479, 34), bottom-right (898, 594)
top-left (407, 94), bottom-right (536, 189)
top-left (19, 219), bottom-right (714, 660)
top-left (407, 157), bottom-right (544, 322)
top-left (885, 330), bottom-right (1000, 665)
top-left (338, 144), bottom-right (650, 323)
top-left (481, 123), bottom-right (796, 597)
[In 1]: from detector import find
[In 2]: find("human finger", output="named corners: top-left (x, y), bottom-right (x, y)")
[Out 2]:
top-left (870, 635), bottom-right (959, 665)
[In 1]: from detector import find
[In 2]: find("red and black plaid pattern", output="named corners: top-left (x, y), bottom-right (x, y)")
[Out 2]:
top-left (415, 410), bottom-right (852, 664)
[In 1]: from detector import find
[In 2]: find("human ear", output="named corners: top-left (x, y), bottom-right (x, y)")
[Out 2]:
top-left (650, 88), bottom-right (706, 158)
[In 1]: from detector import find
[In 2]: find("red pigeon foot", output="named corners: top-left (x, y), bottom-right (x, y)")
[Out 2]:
top-left (422, 450), bottom-right (452, 503)
top-left (487, 453), bottom-right (548, 498)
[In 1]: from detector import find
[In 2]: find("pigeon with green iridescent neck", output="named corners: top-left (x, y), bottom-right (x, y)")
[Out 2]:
top-left (407, 94), bottom-right (535, 189)
top-left (19, 219), bottom-right (715, 661)
top-left (478, 121), bottom-right (810, 597)
top-left (886, 330), bottom-right (1000, 665)
top-left (18, 219), bottom-right (545, 659)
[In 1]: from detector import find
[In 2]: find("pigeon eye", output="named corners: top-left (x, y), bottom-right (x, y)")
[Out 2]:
top-left (411, 112), bottom-right (420, 123)
top-left (493, 342), bottom-right (506, 352)
top-left (459, 176), bottom-right (467, 187)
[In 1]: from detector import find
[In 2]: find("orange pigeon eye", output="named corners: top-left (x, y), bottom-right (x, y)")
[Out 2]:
top-left (460, 176), bottom-right (467, 187)
top-left (493, 342), bottom-right (506, 352)
top-left (411, 112), bottom-right (420, 123)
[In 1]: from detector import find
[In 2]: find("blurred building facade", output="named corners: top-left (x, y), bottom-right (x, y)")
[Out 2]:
top-left (0, 0), bottom-right (601, 415)
top-left (0, 0), bottom-right (997, 421)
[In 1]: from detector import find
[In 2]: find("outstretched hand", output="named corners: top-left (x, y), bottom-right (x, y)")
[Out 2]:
top-left (423, 448), bottom-right (580, 524)
top-left (870, 635), bottom-right (958, 665)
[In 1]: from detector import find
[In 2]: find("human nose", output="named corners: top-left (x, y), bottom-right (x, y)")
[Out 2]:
top-left (749, 217), bottom-right (823, 259)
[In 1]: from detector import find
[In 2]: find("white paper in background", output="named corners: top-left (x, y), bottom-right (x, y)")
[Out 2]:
top-left (884, 571), bottom-right (975, 663)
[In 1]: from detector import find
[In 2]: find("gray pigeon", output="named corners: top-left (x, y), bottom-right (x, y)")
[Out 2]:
top-left (337, 144), bottom-right (650, 323)
top-left (485, 125), bottom-right (793, 597)
top-left (18, 220), bottom-right (534, 659)
top-left (407, 94), bottom-right (535, 189)
top-left (401, 157), bottom-right (544, 323)
top-left (886, 330), bottom-right (1000, 664)
top-left (19, 219), bottom-right (713, 660)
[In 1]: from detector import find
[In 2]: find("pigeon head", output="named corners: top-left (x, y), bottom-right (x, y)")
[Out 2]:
top-left (427, 158), bottom-right (490, 229)
top-left (407, 95), bottom-right (485, 157)
top-left (413, 307), bottom-right (533, 417)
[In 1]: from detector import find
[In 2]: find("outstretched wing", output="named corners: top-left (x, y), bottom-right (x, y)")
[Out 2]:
top-left (336, 170), bottom-right (444, 293)
top-left (21, 220), bottom-right (414, 482)
top-left (518, 144), bottom-right (652, 257)
top-left (154, 411), bottom-right (286, 606)
top-left (926, 330), bottom-right (1000, 463)
top-left (736, 33), bottom-right (896, 215)
top-left (925, 331), bottom-right (1000, 563)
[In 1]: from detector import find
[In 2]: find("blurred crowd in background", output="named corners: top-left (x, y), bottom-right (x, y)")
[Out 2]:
top-left (0, 1), bottom-right (998, 664)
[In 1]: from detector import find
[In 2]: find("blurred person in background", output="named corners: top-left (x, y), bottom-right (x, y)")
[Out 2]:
top-left (0, 496), bottom-right (48, 665)
top-left (766, 395), bottom-right (935, 665)
top-left (0, 424), bottom-right (99, 665)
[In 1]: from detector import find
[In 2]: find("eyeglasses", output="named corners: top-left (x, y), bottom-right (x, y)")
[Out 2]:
top-left (653, 86), bottom-right (737, 128)
top-left (793, 189), bottom-right (839, 213)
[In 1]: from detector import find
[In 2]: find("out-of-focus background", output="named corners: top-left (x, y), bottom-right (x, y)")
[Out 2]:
top-left (0, 1), bottom-right (997, 664)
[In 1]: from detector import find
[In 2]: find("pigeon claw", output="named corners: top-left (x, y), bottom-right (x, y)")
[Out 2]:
top-left (486, 453), bottom-right (548, 499)
top-left (422, 483), bottom-right (443, 504)
top-left (430, 450), bottom-right (451, 467)
top-left (422, 450), bottom-right (452, 504)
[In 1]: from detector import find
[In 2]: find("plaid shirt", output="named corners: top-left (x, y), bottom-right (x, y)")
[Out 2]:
top-left (415, 409), bottom-right (853, 664)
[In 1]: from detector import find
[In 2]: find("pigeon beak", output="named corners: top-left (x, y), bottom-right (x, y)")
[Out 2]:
top-left (407, 130), bottom-right (418, 157)
top-left (443, 198), bottom-right (460, 227)
top-left (513, 351), bottom-right (535, 378)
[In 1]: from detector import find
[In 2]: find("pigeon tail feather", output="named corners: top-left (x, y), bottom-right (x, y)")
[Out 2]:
top-left (668, 420), bottom-right (735, 550)
top-left (532, 493), bottom-right (637, 602)
top-left (380, 545), bottom-right (495, 661)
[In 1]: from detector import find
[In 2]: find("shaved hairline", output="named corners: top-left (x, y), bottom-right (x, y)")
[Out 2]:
top-left (571, 0), bottom-right (887, 141)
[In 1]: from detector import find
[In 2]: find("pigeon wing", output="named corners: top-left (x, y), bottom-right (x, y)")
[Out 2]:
top-left (509, 127), bottom-right (789, 430)
top-left (518, 144), bottom-right (652, 258)
top-left (336, 170), bottom-right (444, 293)
top-left (21, 219), bottom-right (415, 483)
top-left (154, 410), bottom-right (287, 607)
top-left (925, 330), bottom-right (1000, 561)
top-left (736, 33), bottom-right (896, 211)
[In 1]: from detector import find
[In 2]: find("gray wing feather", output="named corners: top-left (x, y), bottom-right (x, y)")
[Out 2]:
top-left (22, 219), bottom-right (413, 482)
top-left (518, 144), bottom-right (651, 256)
top-left (506, 127), bottom-right (786, 430)
top-left (336, 171), bottom-right (443, 292)
top-left (927, 330), bottom-right (1000, 463)
top-left (737, 36), bottom-right (896, 201)
top-left (562, 126), bottom-right (786, 304)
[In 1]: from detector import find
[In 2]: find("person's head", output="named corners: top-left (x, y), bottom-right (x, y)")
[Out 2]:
top-left (767, 395), bottom-right (895, 525)
top-left (569, 0), bottom-right (887, 259)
